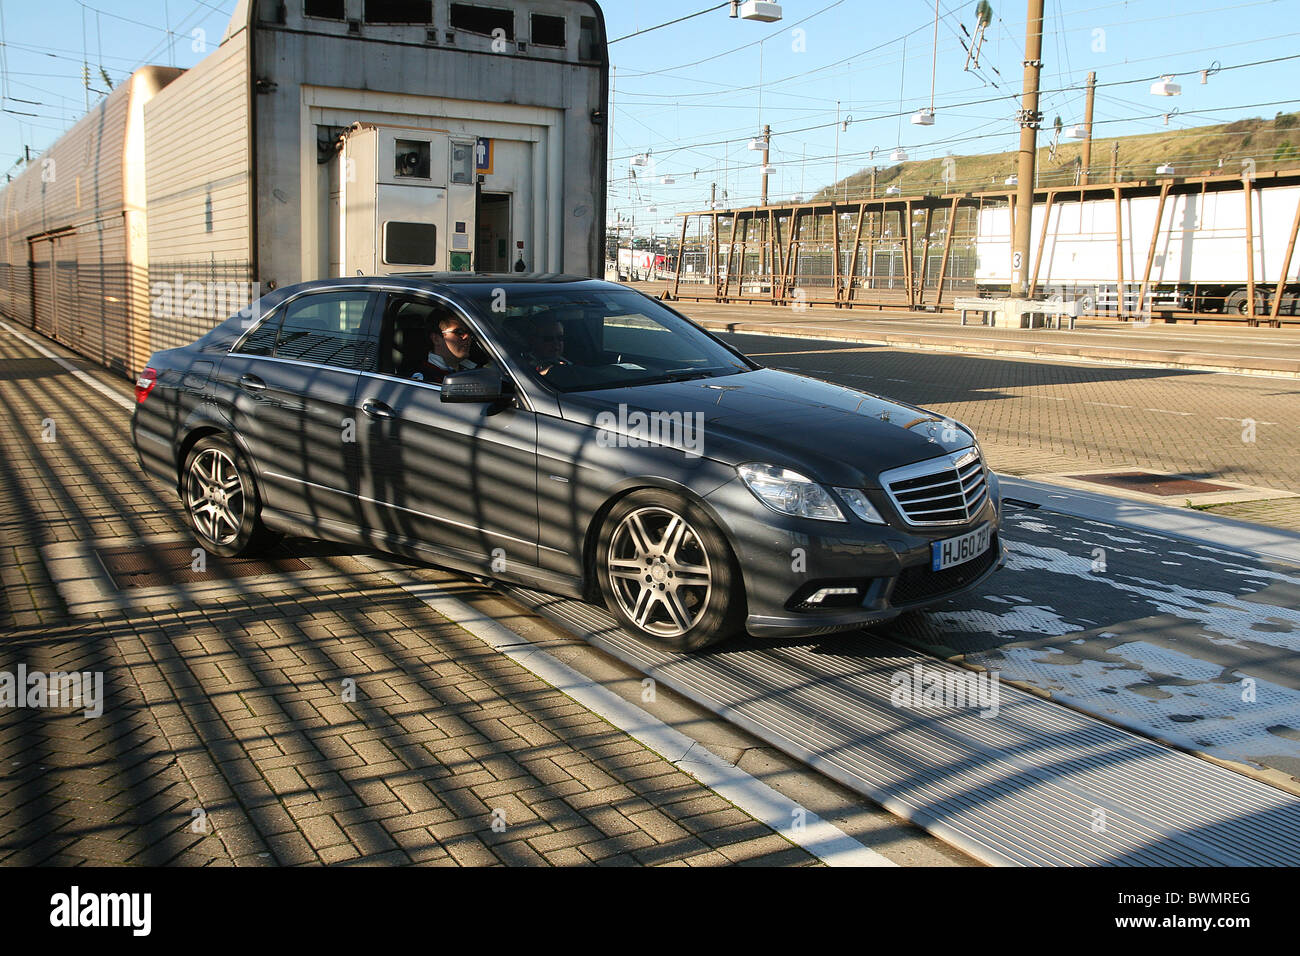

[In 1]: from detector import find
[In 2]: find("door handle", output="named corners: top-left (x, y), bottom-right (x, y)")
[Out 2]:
top-left (361, 400), bottom-right (394, 420)
top-left (239, 374), bottom-right (266, 392)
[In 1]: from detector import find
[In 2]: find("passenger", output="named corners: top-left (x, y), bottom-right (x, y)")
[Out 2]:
top-left (524, 317), bottom-right (571, 376)
top-left (414, 315), bottom-right (480, 383)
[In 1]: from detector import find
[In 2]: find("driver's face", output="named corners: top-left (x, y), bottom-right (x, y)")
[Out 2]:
top-left (530, 323), bottom-right (564, 359)
top-left (438, 321), bottom-right (474, 360)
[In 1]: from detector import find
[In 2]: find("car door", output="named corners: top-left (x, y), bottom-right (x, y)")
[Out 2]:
top-left (354, 292), bottom-right (539, 572)
top-left (219, 288), bottom-right (378, 528)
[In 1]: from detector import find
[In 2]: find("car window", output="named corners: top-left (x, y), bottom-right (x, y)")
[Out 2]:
top-left (237, 291), bottom-right (376, 370)
top-left (472, 288), bottom-right (754, 392)
top-left (376, 294), bottom-right (493, 379)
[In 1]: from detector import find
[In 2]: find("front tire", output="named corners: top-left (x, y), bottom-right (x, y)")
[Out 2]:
top-left (182, 435), bottom-right (276, 557)
top-left (596, 490), bottom-right (743, 652)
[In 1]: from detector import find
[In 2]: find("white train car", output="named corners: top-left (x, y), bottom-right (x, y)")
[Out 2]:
top-left (974, 174), bottom-right (1300, 314)
top-left (0, 68), bottom-right (182, 375)
top-left (0, 0), bottom-right (609, 375)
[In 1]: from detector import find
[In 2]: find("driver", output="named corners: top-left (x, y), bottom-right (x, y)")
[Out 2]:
top-left (414, 314), bottom-right (480, 384)
top-left (524, 317), bottom-right (571, 376)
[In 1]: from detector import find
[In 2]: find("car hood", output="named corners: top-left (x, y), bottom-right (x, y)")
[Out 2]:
top-left (557, 368), bottom-right (976, 487)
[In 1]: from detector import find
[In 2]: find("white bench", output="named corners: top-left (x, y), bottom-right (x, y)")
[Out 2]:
top-left (954, 296), bottom-right (1081, 330)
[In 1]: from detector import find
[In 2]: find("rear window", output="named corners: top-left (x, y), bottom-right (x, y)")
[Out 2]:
top-left (237, 291), bottom-right (375, 370)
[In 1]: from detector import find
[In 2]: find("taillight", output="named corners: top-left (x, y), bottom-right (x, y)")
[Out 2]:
top-left (135, 367), bottom-right (158, 403)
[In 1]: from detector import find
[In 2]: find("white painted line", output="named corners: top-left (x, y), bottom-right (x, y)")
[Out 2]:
top-left (711, 326), bottom-right (1297, 380)
top-left (998, 475), bottom-right (1300, 567)
top-left (1084, 401), bottom-right (1131, 408)
top-left (358, 557), bottom-right (895, 867)
top-left (1143, 408), bottom-right (1194, 416)
top-left (0, 319), bottom-right (134, 413)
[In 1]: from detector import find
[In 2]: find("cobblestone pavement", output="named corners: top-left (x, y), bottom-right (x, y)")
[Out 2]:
top-left (0, 331), bottom-right (821, 867)
top-left (717, 333), bottom-right (1300, 531)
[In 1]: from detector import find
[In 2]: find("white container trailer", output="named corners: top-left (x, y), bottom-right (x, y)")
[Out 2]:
top-left (974, 178), bottom-right (1300, 313)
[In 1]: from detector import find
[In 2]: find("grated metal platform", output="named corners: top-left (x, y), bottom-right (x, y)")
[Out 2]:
top-left (502, 585), bottom-right (1300, 866)
top-left (95, 543), bottom-right (309, 589)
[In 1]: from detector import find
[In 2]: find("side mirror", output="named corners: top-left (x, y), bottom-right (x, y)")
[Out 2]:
top-left (441, 367), bottom-right (510, 403)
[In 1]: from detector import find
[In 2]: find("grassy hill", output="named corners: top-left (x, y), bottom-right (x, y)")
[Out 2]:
top-left (812, 111), bottom-right (1300, 202)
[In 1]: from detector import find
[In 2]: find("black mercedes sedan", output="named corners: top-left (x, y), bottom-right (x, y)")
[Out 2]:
top-left (132, 274), bottom-right (1003, 651)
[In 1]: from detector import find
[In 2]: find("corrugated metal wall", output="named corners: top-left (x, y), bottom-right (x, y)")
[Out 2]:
top-left (143, 29), bottom-right (252, 354)
top-left (0, 66), bottom-right (181, 375)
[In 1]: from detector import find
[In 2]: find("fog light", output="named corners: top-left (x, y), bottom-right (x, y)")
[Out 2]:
top-left (806, 587), bottom-right (859, 605)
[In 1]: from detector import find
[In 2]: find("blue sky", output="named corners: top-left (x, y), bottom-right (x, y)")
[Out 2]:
top-left (3, 0), bottom-right (1298, 234)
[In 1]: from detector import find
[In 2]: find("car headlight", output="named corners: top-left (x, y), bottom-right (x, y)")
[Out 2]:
top-left (737, 464), bottom-right (845, 522)
top-left (833, 488), bottom-right (887, 525)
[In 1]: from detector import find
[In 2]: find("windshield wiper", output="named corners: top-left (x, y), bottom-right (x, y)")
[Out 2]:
top-left (562, 366), bottom-right (744, 394)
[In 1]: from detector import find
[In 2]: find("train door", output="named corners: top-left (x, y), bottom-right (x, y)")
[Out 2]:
top-left (476, 192), bottom-right (512, 273)
top-left (29, 238), bottom-right (54, 335)
top-left (54, 235), bottom-right (79, 347)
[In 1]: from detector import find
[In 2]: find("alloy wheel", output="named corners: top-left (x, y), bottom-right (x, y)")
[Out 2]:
top-left (606, 506), bottom-right (713, 638)
top-left (186, 448), bottom-right (246, 547)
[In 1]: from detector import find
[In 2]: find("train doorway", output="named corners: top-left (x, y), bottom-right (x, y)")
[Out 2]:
top-left (476, 192), bottom-right (512, 273)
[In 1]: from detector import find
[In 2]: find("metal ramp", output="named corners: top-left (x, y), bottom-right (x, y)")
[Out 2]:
top-left (503, 586), bottom-right (1300, 866)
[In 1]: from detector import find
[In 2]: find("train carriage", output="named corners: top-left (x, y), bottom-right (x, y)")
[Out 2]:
top-left (0, 0), bottom-right (609, 375)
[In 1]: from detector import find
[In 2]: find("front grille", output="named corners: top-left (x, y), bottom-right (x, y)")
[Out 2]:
top-left (882, 449), bottom-right (988, 526)
top-left (890, 534), bottom-right (999, 607)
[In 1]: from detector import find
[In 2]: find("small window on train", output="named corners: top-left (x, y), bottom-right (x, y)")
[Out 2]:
top-left (304, 0), bottom-right (346, 19)
top-left (384, 222), bottom-right (438, 266)
top-left (450, 142), bottom-right (474, 185)
top-left (531, 13), bottom-right (565, 47)
top-left (364, 0), bottom-right (432, 24)
top-left (394, 140), bottom-right (431, 179)
top-left (449, 3), bottom-right (514, 40)
top-left (578, 16), bottom-right (598, 62)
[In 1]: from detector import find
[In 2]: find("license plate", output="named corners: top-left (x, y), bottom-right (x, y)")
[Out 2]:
top-left (932, 524), bottom-right (991, 571)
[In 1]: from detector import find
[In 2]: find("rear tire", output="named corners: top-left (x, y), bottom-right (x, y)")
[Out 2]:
top-left (1224, 287), bottom-right (1264, 316)
top-left (596, 489), bottom-right (743, 652)
top-left (181, 435), bottom-right (277, 558)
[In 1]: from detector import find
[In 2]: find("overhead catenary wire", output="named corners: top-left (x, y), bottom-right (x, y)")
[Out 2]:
top-left (609, 50), bottom-right (1300, 164)
top-left (608, 2), bottom-right (731, 45)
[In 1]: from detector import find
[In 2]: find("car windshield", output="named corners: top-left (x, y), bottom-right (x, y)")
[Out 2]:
top-left (464, 286), bottom-right (756, 392)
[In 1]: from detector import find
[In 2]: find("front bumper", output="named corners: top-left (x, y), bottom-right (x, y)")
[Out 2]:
top-left (704, 472), bottom-right (1005, 639)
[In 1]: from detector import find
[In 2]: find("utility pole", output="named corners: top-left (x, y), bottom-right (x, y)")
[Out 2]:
top-left (1009, 0), bottom-right (1045, 298)
top-left (608, 65), bottom-right (616, 205)
top-left (834, 102), bottom-right (840, 199)
top-left (1080, 71), bottom-right (1096, 185)
top-left (760, 123), bottom-right (771, 206)
top-left (1111, 141), bottom-right (1119, 182)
